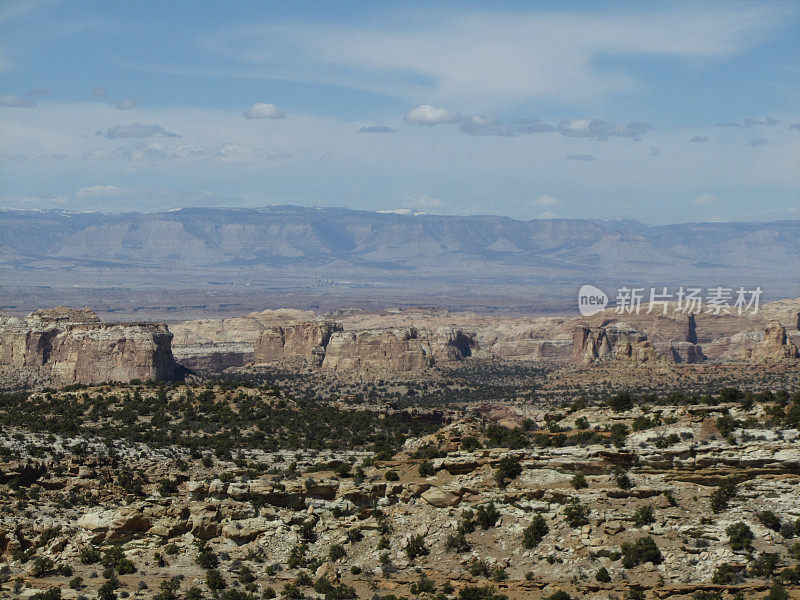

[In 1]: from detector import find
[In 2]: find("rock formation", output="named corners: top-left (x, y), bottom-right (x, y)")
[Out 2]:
top-left (572, 323), bottom-right (705, 365)
top-left (743, 320), bottom-right (800, 362)
top-left (0, 307), bottom-right (182, 384)
top-left (250, 321), bottom-right (477, 372)
top-left (321, 327), bottom-right (476, 372)
top-left (254, 322), bottom-right (343, 366)
top-left (321, 328), bottom-right (431, 371)
top-left (168, 299), bottom-right (800, 372)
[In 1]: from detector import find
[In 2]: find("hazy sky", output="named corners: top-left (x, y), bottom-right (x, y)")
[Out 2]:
top-left (1, 0), bottom-right (799, 223)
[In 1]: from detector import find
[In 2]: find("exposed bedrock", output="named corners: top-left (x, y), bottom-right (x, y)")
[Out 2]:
top-left (0, 307), bottom-right (182, 384)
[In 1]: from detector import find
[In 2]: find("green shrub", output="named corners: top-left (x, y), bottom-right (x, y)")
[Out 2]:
top-left (445, 531), bottom-right (471, 553)
top-left (611, 466), bottom-right (633, 489)
top-left (609, 424), bottom-right (629, 447)
top-left (329, 544), bottom-right (346, 561)
top-left (238, 565), bottom-right (255, 584)
top-left (632, 505), bottom-right (655, 527)
top-left (790, 541), bottom-right (800, 561)
top-left (458, 586), bottom-right (507, 600)
top-left (205, 569), bottom-right (225, 591)
top-left (620, 536), bottom-right (663, 568)
top-left (709, 478), bottom-right (738, 513)
top-left (196, 547), bottom-right (219, 569)
top-left (571, 473), bottom-right (587, 489)
top-left (461, 436), bottom-right (481, 451)
top-left (409, 574), bottom-right (436, 595)
top-left (712, 563), bottom-right (740, 585)
top-left (29, 588), bottom-right (62, 600)
top-left (80, 547), bottom-right (101, 564)
top-left (726, 522), bottom-right (754, 551)
top-left (522, 514), bottom-right (549, 549)
top-left (749, 552), bottom-right (779, 578)
top-left (384, 470), bottom-right (400, 481)
top-left (544, 591), bottom-right (571, 600)
top-left (494, 456), bottom-right (522, 487)
top-left (767, 582), bottom-right (789, 600)
top-left (30, 556), bottom-right (54, 576)
top-left (563, 499), bottom-right (589, 528)
top-left (404, 534), bottom-right (429, 560)
top-left (608, 392), bottom-right (633, 412)
top-left (595, 567), bottom-right (611, 582)
top-left (418, 459), bottom-right (435, 477)
top-left (476, 503), bottom-right (500, 529)
top-left (758, 510), bottom-right (782, 532)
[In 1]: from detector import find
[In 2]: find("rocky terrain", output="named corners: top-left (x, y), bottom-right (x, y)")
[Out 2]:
top-left (0, 307), bottom-right (182, 386)
top-left (1, 299), bottom-right (797, 387)
top-left (1, 379), bottom-right (799, 600)
top-left (169, 300), bottom-right (800, 375)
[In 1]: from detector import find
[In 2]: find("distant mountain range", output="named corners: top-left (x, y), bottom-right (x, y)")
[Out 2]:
top-left (2, 206), bottom-right (799, 307)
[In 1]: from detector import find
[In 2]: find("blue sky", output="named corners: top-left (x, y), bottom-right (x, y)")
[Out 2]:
top-left (1, 0), bottom-right (798, 223)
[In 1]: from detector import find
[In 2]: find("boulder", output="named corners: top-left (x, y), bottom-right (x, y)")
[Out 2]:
top-left (221, 517), bottom-right (276, 542)
top-left (190, 503), bottom-right (222, 539)
top-left (77, 507), bottom-right (152, 539)
top-left (421, 488), bottom-right (461, 508)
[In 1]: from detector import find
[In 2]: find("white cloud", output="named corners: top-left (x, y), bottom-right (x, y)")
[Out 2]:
top-left (693, 194), bottom-right (721, 206)
top-left (244, 102), bottom-right (285, 119)
top-left (459, 113), bottom-right (513, 136)
top-left (514, 119), bottom-right (554, 134)
top-left (404, 104), bottom-right (460, 126)
top-left (537, 211), bottom-right (560, 219)
top-left (556, 118), bottom-right (652, 140)
top-left (2, 100), bottom-right (798, 220)
top-left (97, 124), bottom-right (180, 139)
top-left (0, 94), bottom-right (35, 107)
top-left (201, 5), bottom-right (788, 105)
top-left (360, 125), bottom-right (396, 133)
top-left (533, 194), bottom-right (561, 207)
top-left (76, 184), bottom-right (125, 199)
top-left (80, 140), bottom-right (291, 163)
top-left (91, 87), bottom-right (107, 97)
top-left (114, 97), bottom-right (138, 110)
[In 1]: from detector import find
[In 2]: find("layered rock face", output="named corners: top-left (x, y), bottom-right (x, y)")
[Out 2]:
top-left (0, 307), bottom-right (181, 384)
top-left (250, 322), bottom-right (477, 372)
top-left (254, 322), bottom-right (343, 366)
top-left (743, 320), bottom-right (800, 362)
top-left (572, 323), bottom-right (705, 365)
top-left (321, 328), bottom-right (434, 371)
top-left (321, 326), bottom-right (476, 372)
top-left (169, 299), bottom-right (800, 372)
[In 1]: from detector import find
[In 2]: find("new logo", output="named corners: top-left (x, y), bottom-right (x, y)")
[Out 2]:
top-left (578, 284), bottom-right (608, 316)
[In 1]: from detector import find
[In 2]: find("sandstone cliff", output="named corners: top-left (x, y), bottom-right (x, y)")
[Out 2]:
top-left (0, 307), bottom-right (182, 384)
top-left (250, 322), bottom-right (476, 372)
top-left (572, 323), bottom-right (705, 365)
top-left (255, 322), bottom-right (343, 366)
top-left (168, 299), bottom-right (799, 372)
top-left (321, 326), bottom-right (476, 372)
top-left (742, 320), bottom-right (800, 362)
